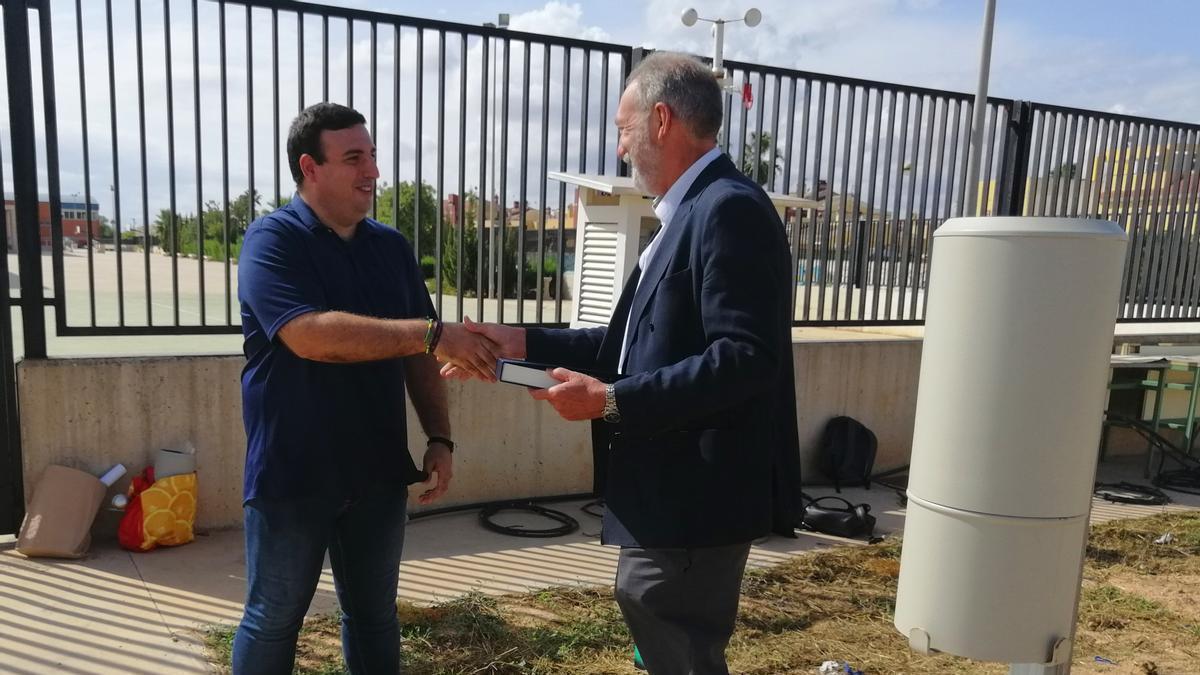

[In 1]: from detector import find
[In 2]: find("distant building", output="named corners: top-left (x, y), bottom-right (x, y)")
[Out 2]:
top-left (3, 194), bottom-right (101, 250)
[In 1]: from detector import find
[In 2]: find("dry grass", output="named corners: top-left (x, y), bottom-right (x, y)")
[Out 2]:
top-left (204, 512), bottom-right (1200, 674)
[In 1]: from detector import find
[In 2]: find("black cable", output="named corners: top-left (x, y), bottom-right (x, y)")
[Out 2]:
top-left (1094, 482), bottom-right (1171, 506)
top-left (407, 491), bottom-right (596, 522)
top-left (478, 501), bottom-right (580, 538)
top-left (580, 498), bottom-right (605, 519)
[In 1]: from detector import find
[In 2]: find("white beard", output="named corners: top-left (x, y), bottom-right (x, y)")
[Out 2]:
top-left (631, 165), bottom-right (653, 195)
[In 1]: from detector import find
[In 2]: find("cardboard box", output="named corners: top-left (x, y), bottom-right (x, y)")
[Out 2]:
top-left (16, 465), bottom-right (107, 558)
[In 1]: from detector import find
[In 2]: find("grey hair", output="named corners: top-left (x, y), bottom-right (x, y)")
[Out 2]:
top-left (626, 52), bottom-right (723, 141)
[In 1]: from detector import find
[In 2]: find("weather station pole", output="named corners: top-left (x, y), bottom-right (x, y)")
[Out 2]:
top-left (680, 7), bottom-right (761, 146)
top-left (965, 0), bottom-right (996, 216)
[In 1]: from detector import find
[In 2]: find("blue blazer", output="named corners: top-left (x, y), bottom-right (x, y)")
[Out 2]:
top-left (528, 154), bottom-right (802, 548)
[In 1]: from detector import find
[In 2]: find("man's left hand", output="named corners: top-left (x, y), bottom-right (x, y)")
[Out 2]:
top-left (418, 442), bottom-right (454, 504)
top-left (528, 368), bottom-right (606, 421)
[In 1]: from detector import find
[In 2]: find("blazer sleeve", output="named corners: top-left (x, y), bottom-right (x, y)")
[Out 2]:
top-left (526, 325), bottom-right (608, 371)
top-left (612, 193), bottom-right (784, 436)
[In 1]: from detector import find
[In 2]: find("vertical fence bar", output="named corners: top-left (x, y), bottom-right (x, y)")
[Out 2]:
top-left (578, 49), bottom-right (589, 174)
top-left (322, 14), bottom-right (328, 101)
top-left (272, 8), bottom-right (280, 209)
top-left (1180, 133), bottom-right (1200, 317)
top-left (164, 0), bottom-right (179, 324)
top-left (790, 79), bottom-right (810, 319)
top-left (1160, 130), bottom-right (1192, 317)
top-left (434, 30), bottom-right (445, 311)
top-left (830, 84), bottom-right (855, 322)
top-left (944, 99), bottom-right (963, 218)
top-left (1173, 131), bottom-right (1200, 317)
top-left (1144, 127), bottom-right (1176, 317)
top-left (456, 33), bottom-right (468, 320)
top-left (497, 37), bottom-right (509, 323)
top-left (0, 108), bottom-right (24, 530)
top-left (536, 44), bottom-right (550, 322)
top-left (346, 17), bottom-right (353, 106)
top-left (768, 75), bottom-right (782, 192)
top-left (871, 91), bottom-right (897, 320)
top-left (898, 95), bottom-right (924, 320)
top-left (75, 0), bottom-right (96, 326)
top-left (597, 51), bottom-right (609, 174)
top-left (105, 0), bottom-right (125, 326)
top-left (192, 0), bottom-right (205, 324)
top-left (1112, 121), bottom-right (1137, 316)
top-left (979, 104), bottom-right (1001, 215)
top-left (134, 0), bottom-right (152, 324)
top-left (802, 80), bottom-right (825, 322)
top-left (1126, 125), bottom-right (1158, 317)
top-left (1033, 111), bottom-right (1056, 216)
top-left (781, 76), bottom-right (796, 193)
top-left (246, 3), bottom-right (256, 319)
top-left (885, 93), bottom-right (910, 321)
top-left (957, 100), bottom-right (975, 215)
top-left (413, 29), bottom-right (423, 262)
top-left (751, 71), bottom-right (766, 185)
top-left (369, 21), bottom-right (376, 218)
top-left (392, 23), bottom-right (400, 231)
top-left (555, 46), bottom-right (569, 323)
top-left (516, 40), bottom-right (530, 322)
top-left (32, 0), bottom-right (65, 336)
top-left (908, 95), bottom-right (935, 320)
top-left (219, 0), bottom-right (232, 324)
top-left (846, 86), bottom-right (869, 321)
top-left (297, 11), bottom-right (304, 108)
top-left (5, 0), bottom-right (46, 353)
top-left (477, 34), bottom-right (489, 320)
top-left (919, 97), bottom-right (952, 319)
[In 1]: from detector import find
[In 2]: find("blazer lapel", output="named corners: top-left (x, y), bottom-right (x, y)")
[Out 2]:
top-left (622, 154), bottom-right (733, 359)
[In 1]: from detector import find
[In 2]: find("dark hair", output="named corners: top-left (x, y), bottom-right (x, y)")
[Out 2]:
top-left (626, 52), bottom-right (723, 141)
top-left (286, 102), bottom-right (367, 186)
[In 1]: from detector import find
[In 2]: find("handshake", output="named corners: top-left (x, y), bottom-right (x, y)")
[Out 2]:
top-left (432, 317), bottom-right (609, 422)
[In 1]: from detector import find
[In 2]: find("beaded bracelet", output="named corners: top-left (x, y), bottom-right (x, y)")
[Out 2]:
top-left (428, 319), bottom-right (445, 353)
top-left (422, 317), bottom-right (437, 354)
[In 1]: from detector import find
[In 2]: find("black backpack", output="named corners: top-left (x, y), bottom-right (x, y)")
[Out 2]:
top-left (819, 416), bottom-right (878, 492)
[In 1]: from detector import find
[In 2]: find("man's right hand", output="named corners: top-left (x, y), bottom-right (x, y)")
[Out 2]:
top-left (440, 316), bottom-right (527, 381)
top-left (433, 321), bottom-right (500, 381)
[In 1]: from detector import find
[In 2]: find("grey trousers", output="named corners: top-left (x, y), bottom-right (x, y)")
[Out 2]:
top-left (614, 541), bottom-right (752, 675)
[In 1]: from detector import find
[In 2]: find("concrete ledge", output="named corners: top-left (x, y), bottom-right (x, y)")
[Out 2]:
top-left (18, 337), bottom-right (922, 530)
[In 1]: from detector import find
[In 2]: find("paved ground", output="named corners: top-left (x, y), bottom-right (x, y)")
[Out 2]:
top-left (1, 456), bottom-right (1197, 675)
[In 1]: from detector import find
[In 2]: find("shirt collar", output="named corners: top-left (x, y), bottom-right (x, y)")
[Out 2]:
top-left (288, 191), bottom-right (381, 238)
top-left (651, 146), bottom-right (722, 229)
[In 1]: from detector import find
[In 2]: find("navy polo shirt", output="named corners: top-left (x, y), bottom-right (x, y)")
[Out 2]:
top-left (237, 194), bottom-right (434, 502)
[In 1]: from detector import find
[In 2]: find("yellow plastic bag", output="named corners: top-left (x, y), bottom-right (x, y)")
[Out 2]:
top-left (118, 468), bottom-right (196, 551)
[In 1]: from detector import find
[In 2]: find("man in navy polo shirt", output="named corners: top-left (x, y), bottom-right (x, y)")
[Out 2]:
top-left (232, 102), bottom-right (497, 675)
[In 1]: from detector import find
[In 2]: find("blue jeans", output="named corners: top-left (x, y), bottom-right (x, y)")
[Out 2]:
top-left (231, 490), bottom-right (408, 675)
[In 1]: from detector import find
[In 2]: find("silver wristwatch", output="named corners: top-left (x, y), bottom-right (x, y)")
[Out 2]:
top-left (602, 383), bottom-right (621, 423)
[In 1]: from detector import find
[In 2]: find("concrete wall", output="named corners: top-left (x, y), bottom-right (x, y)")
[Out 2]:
top-left (18, 337), bottom-right (922, 530)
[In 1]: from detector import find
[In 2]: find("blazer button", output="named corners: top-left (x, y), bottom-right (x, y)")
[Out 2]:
top-left (648, 323), bottom-right (655, 332)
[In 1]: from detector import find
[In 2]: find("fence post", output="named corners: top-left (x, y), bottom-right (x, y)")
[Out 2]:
top-left (997, 100), bottom-right (1034, 217)
top-left (3, 0), bottom-right (47, 358)
top-left (0, 0), bottom-right (42, 533)
top-left (616, 47), bottom-right (645, 179)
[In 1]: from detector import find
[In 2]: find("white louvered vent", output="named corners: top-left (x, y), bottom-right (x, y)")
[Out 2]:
top-left (577, 223), bottom-right (619, 324)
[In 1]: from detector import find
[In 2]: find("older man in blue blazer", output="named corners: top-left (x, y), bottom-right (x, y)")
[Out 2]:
top-left (451, 52), bottom-right (802, 674)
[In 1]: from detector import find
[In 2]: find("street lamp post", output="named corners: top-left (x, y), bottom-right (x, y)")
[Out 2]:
top-left (484, 13), bottom-right (509, 300)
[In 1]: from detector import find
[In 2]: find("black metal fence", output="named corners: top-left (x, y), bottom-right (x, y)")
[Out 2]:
top-left (3, 0), bottom-right (1200, 354)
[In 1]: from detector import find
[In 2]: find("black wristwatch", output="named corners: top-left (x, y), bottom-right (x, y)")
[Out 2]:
top-left (427, 436), bottom-right (455, 452)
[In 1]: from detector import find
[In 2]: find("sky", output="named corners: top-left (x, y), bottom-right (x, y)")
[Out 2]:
top-left (4, 0), bottom-right (1198, 225)
top-left (401, 0), bottom-right (1200, 120)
